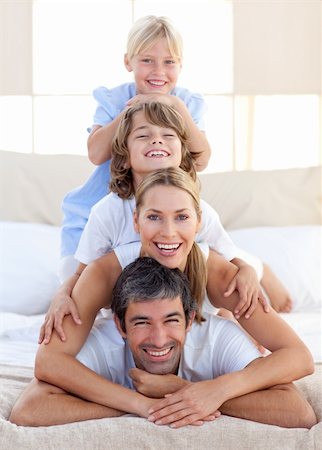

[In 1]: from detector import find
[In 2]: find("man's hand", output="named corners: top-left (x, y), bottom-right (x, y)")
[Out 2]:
top-left (129, 368), bottom-right (188, 398)
top-left (147, 379), bottom-right (223, 428)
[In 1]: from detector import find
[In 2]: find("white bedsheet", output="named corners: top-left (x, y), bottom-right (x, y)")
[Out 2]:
top-left (0, 311), bottom-right (321, 367)
top-left (0, 313), bottom-right (43, 367)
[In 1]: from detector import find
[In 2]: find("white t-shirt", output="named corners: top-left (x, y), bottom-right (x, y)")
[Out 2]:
top-left (77, 312), bottom-right (262, 389)
top-left (75, 193), bottom-right (237, 265)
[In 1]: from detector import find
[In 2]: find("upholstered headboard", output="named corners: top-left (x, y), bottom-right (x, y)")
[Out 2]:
top-left (0, 150), bottom-right (321, 228)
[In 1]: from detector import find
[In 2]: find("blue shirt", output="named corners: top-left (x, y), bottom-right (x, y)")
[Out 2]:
top-left (61, 82), bottom-right (207, 257)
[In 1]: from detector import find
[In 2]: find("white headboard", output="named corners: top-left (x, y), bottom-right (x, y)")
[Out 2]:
top-left (1, 150), bottom-right (321, 228)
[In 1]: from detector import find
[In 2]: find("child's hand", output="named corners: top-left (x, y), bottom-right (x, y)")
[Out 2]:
top-left (127, 93), bottom-right (177, 108)
top-left (224, 265), bottom-right (269, 319)
top-left (38, 293), bottom-right (81, 345)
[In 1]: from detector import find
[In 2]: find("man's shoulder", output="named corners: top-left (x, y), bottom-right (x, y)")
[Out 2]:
top-left (91, 317), bottom-right (124, 345)
top-left (187, 314), bottom-right (229, 344)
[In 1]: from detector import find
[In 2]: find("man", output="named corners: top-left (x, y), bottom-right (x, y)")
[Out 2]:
top-left (10, 258), bottom-right (316, 428)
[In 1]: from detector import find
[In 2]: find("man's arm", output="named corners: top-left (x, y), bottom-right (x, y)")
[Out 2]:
top-left (129, 366), bottom-right (316, 429)
top-left (33, 254), bottom-right (156, 420)
top-left (9, 378), bottom-right (125, 426)
top-left (220, 379), bottom-right (317, 429)
top-left (140, 368), bottom-right (316, 429)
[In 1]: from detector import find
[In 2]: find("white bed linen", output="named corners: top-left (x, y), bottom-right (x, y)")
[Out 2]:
top-left (0, 310), bottom-right (321, 367)
top-left (0, 313), bottom-right (43, 367)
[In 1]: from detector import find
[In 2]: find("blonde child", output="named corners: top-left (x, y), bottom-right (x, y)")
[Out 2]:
top-left (61, 16), bottom-right (210, 279)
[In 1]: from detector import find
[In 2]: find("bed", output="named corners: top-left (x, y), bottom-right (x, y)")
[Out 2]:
top-left (0, 149), bottom-right (321, 449)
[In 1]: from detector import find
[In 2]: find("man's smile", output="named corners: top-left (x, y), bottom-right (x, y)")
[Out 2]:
top-left (144, 346), bottom-right (173, 358)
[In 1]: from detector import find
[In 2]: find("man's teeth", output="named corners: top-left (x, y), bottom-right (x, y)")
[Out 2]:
top-left (157, 243), bottom-right (180, 250)
top-left (146, 348), bottom-right (171, 357)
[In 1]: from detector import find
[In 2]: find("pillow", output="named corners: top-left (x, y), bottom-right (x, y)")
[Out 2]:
top-left (0, 222), bottom-right (60, 315)
top-left (199, 166), bottom-right (321, 229)
top-left (228, 226), bottom-right (321, 311)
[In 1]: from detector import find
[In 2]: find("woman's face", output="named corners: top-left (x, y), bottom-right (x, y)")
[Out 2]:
top-left (134, 185), bottom-right (201, 271)
top-left (127, 111), bottom-right (183, 188)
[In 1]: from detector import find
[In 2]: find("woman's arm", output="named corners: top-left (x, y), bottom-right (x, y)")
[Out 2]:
top-left (206, 249), bottom-right (314, 382)
top-left (38, 263), bottom-right (87, 344)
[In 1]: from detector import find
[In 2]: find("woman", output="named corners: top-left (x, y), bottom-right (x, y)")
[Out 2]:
top-left (31, 168), bottom-right (313, 426)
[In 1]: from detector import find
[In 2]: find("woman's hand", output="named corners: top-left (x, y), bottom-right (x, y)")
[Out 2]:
top-left (225, 263), bottom-right (269, 319)
top-left (38, 290), bottom-right (81, 344)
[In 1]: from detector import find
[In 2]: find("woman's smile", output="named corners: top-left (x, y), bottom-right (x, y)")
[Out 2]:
top-left (134, 184), bottom-right (201, 270)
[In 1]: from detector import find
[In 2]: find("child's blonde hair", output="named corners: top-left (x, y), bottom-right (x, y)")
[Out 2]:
top-left (110, 101), bottom-right (197, 199)
top-left (126, 15), bottom-right (183, 62)
top-left (135, 167), bottom-right (206, 323)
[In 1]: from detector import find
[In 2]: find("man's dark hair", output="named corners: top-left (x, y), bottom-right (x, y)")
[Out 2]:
top-left (111, 257), bottom-right (197, 331)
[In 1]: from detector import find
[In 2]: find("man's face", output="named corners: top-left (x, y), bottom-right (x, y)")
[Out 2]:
top-left (115, 297), bottom-right (193, 375)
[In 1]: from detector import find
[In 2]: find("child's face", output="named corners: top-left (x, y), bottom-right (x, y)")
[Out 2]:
top-left (125, 38), bottom-right (182, 95)
top-left (127, 110), bottom-right (183, 188)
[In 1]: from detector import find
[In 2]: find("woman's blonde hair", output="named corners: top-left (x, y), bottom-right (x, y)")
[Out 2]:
top-left (110, 101), bottom-right (197, 199)
top-left (135, 167), bottom-right (207, 323)
top-left (126, 15), bottom-right (183, 62)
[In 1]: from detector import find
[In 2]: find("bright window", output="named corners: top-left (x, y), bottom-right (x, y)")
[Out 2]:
top-left (0, 97), bottom-right (32, 153)
top-left (0, 0), bottom-right (320, 172)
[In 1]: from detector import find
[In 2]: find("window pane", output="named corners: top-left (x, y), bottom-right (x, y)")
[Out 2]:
top-left (252, 96), bottom-right (320, 170)
top-left (134, 0), bottom-right (233, 93)
top-left (33, 0), bottom-right (132, 94)
top-left (203, 95), bottom-right (233, 173)
top-left (0, 96), bottom-right (32, 153)
top-left (34, 96), bottom-right (94, 154)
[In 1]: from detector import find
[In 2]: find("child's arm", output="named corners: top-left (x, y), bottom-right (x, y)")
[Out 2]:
top-left (127, 93), bottom-right (211, 171)
top-left (169, 96), bottom-right (211, 171)
top-left (87, 114), bottom-right (123, 165)
top-left (171, 96), bottom-right (211, 172)
top-left (38, 263), bottom-right (87, 344)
